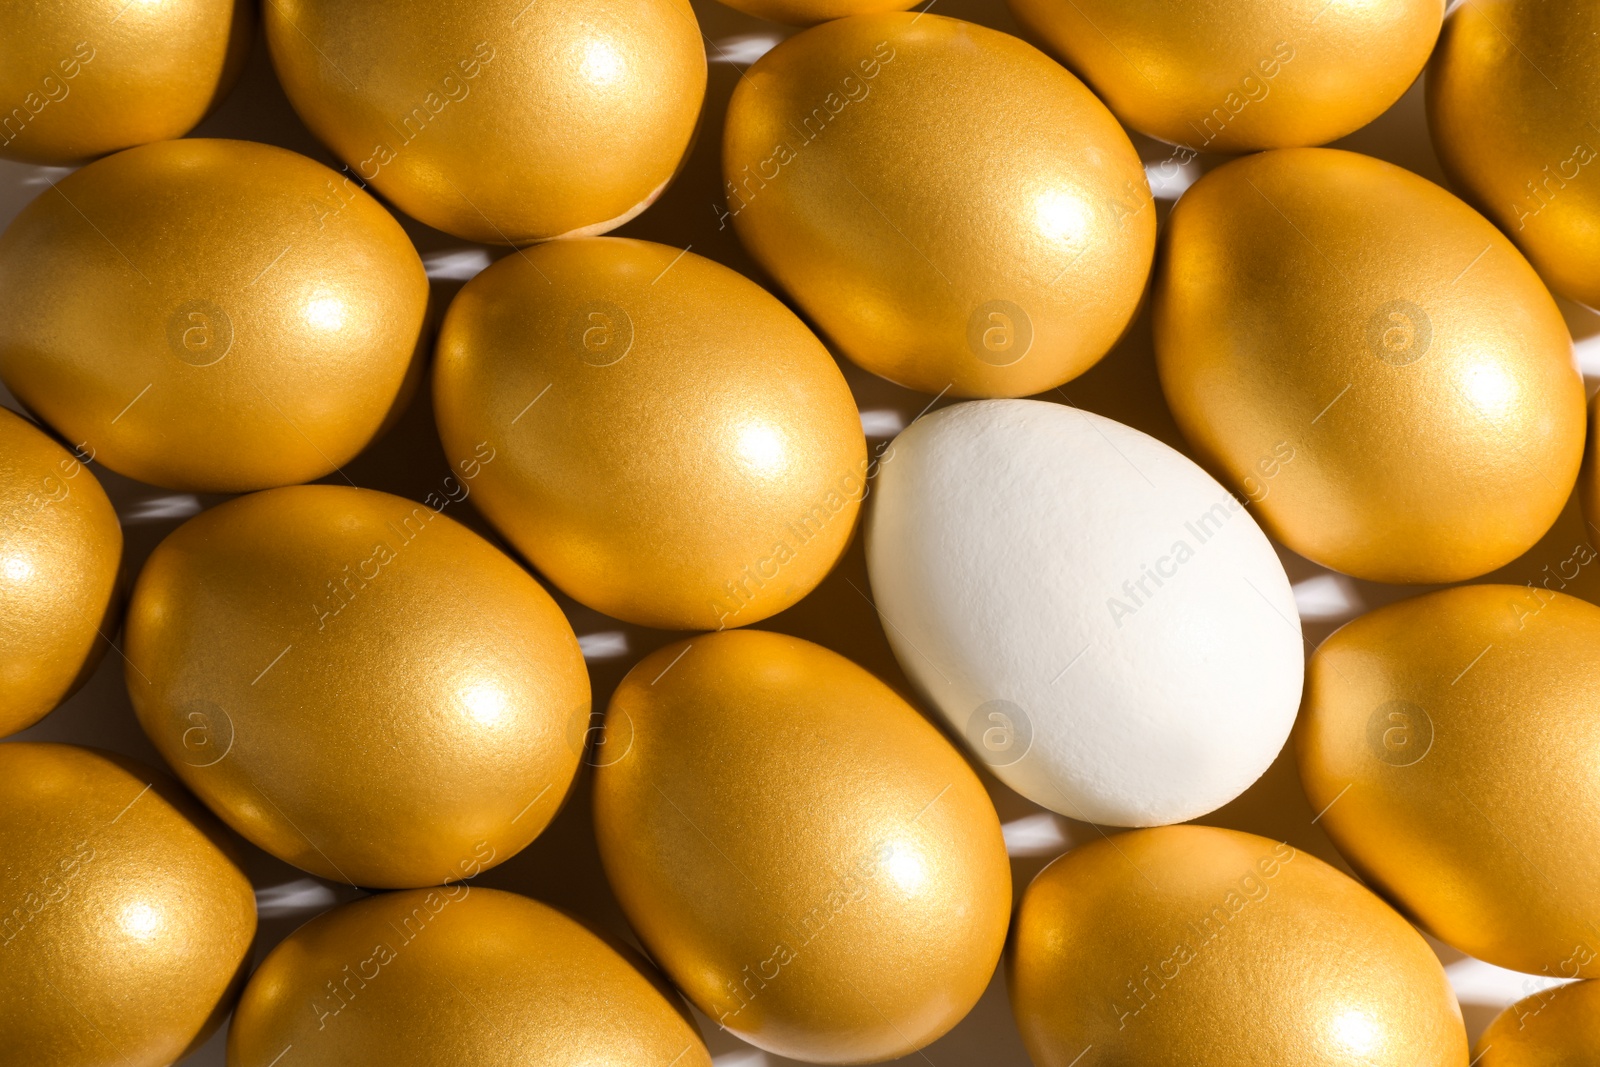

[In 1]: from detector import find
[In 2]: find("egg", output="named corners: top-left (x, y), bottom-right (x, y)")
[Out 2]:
top-left (1297, 584), bottom-right (1600, 978)
top-left (0, 0), bottom-right (250, 165)
top-left (0, 139), bottom-right (428, 493)
top-left (228, 887), bottom-right (709, 1067)
top-left (0, 408), bottom-right (121, 738)
top-left (1007, 0), bottom-right (1441, 153)
top-left (434, 237), bottom-right (866, 631)
top-left (865, 399), bottom-right (1303, 827)
top-left (1428, 0), bottom-right (1600, 310)
top-left (0, 743), bottom-right (256, 1067)
top-left (593, 630), bottom-right (1010, 1063)
top-left (716, 0), bottom-right (916, 26)
top-left (125, 484), bottom-right (590, 889)
top-left (722, 12), bottom-right (1154, 398)
top-left (1474, 979), bottom-right (1600, 1067)
top-left (1010, 825), bottom-right (1467, 1066)
top-left (1156, 147), bottom-right (1584, 584)
top-left (265, 0), bottom-right (705, 244)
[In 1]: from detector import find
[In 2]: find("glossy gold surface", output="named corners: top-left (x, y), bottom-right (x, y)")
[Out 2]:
top-left (265, 0), bottom-right (706, 244)
top-left (1156, 148), bottom-right (1583, 584)
top-left (1010, 825), bottom-right (1467, 1066)
top-left (723, 13), bottom-right (1154, 398)
top-left (1475, 980), bottom-right (1600, 1067)
top-left (434, 238), bottom-right (866, 631)
top-left (717, 0), bottom-right (916, 26)
top-left (0, 0), bottom-right (250, 165)
top-left (1008, 0), bottom-right (1441, 152)
top-left (228, 887), bottom-right (710, 1067)
top-left (593, 631), bottom-right (1011, 1064)
top-left (0, 408), bottom-right (121, 737)
top-left (1298, 585), bottom-right (1600, 978)
top-left (0, 139), bottom-right (429, 493)
top-left (1428, 0), bottom-right (1600, 310)
top-left (0, 743), bottom-right (256, 1067)
top-left (125, 485), bottom-right (590, 889)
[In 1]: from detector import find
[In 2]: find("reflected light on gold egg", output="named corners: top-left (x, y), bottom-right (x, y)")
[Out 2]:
top-left (594, 631), bottom-right (1011, 1064)
top-left (265, 0), bottom-right (706, 244)
top-left (1298, 585), bottom-right (1600, 977)
top-left (0, 744), bottom-right (256, 1067)
top-left (0, 0), bottom-right (250, 165)
top-left (1007, 0), bottom-right (1442, 152)
top-left (434, 238), bottom-right (866, 632)
top-left (0, 139), bottom-right (428, 493)
top-left (1010, 825), bottom-right (1467, 1066)
top-left (723, 12), bottom-right (1154, 398)
top-left (1155, 147), bottom-right (1584, 584)
top-left (1428, 0), bottom-right (1600, 309)
top-left (125, 485), bottom-right (591, 889)
top-left (0, 408), bottom-right (121, 738)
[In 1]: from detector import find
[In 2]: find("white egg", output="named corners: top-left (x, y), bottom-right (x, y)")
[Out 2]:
top-left (865, 399), bottom-right (1303, 826)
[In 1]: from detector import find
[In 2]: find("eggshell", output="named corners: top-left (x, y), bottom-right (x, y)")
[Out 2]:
top-left (227, 888), bottom-right (709, 1067)
top-left (0, 743), bottom-right (256, 1067)
top-left (1474, 979), bottom-right (1600, 1067)
top-left (1428, 0), bottom-right (1600, 309)
top-left (0, 139), bottom-right (429, 493)
top-left (593, 630), bottom-right (1011, 1064)
top-left (864, 398), bottom-right (1303, 827)
top-left (1155, 147), bottom-right (1584, 584)
top-left (0, 408), bottom-right (121, 737)
top-left (1008, 0), bottom-right (1442, 152)
top-left (1298, 584), bottom-right (1600, 978)
top-left (722, 12), bottom-right (1154, 397)
top-left (125, 484), bottom-right (590, 889)
top-left (1010, 825), bottom-right (1468, 1066)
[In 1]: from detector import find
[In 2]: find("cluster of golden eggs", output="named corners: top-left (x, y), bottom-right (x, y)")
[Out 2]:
top-left (1, 0), bottom-right (1599, 1065)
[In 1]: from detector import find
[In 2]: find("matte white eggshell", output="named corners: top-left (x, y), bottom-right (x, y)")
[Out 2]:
top-left (865, 399), bottom-right (1304, 826)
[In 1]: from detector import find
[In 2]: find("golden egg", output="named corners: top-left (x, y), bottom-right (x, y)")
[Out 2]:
top-left (1008, 0), bottom-right (1441, 153)
top-left (1010, 825), bottom-right (1467, 1066)
top-left (265, 0), bottom-right (705, 244)
top-left (1297, 584), bottom-right (1600, 978)
top-left (593, 630), bottom-right (1011, 1063)
top-left (0, 408), bottom-right (121, 737)
top-left (228, 887), bottom-right (709, 1067)
top-left (0, 743), bottom-right (256, 1067)
top-left (723, 12), bottom-right (1154, 398)
top-left (1155, 147), bottom-right (1583, 584)
top-left (716, 0), bottom-right (916, 26)
top-left (0, 139), bottom-right (428, 493)
top-left (0, 0), bottom-right (250, 165)
top-left (434, 237), bottom-right (866, 632)
top-left (125, 484), bottom-right (590, 889)
top-left (1428, 0), bottom-right (1600, 309)
top-left (1475, 979), bottom-right (1600, 1067)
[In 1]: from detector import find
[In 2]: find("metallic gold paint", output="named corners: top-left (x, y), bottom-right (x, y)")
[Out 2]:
top-left (0, 139), bottom-right (429, 493)
top-left (1007, 0), bottom-right (1441, 153)
top-left (265, 0), bottom-right (706, 245)
top-left (0, 743), bottom-right (257, 1067)
top-left (1474, 980), bottom-right (1600, 1067)
top-left (1155, 148), bottom-right (1583, 584)
top-left (593, 631), bottom-right (1011, 1064)
top-left (723, 13), bottom-right (1154, 398)
top-left (434, 238), bottom-right (866, 632)
top-left (0, 0), bottom-right (251, 165)
top-left (227, 888), bottom-right (710, 1067)
top-left (0, 408), bottom-right (121, 737)
top-left (125, 485), bottom-right (590, 889)
top-left (1010, 825), bottom-right (1467, 1067)
top-left (1298, 585), bottom-right (1600, 978)
top-left (1428, 0), bottom-right (1600, 310)
top-left (716, 0), bottom-right (916, 27)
